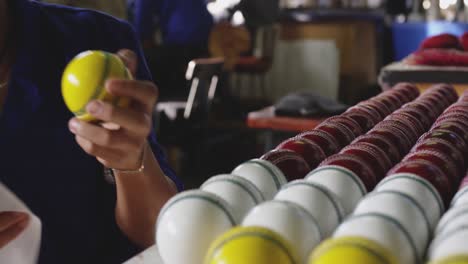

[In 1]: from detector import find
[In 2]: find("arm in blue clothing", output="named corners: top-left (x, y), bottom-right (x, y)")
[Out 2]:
top-left (69, 50), bottom-right (179, 248)
top-left (132, 0), bottom-right (162, 42)
top-left (67, 17), bottom-right (181, 248)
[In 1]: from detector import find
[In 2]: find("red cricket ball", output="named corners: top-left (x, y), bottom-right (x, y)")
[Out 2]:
top-left (431, 122), bottom-right (468, 145)
top-left (340, 142), bottom-right (393, 180)
top-left (393, 83), bottom-right (420, 101)
top-left (277, 137), bottom-right (327, 170)
top-left (403, 101), bottom-right (439, 121)
top-left (387, 160), bottom-right (452, 206)
top-left (261, 149), bottom-right (311, 181)
top-left (322, 116), bottom-right (364, 138)
top-left (298, 130), bottom-right (341, 156)
top-left (412, 138), bottom-right (466, 178)
top-left (418, 95), bottom-right (446, 114)
top-left (316, 122), bottom-right (356, 148)
top-left (342, 111), bottom-right (377, 133)
top-left (381, 92), bottom-right (403, 109)
top-left (394, 106), bottom-right (433, 130)
top-left (435, 113), bottom-right (468, 126)
top-left (319, 153), bottom-right (377, 191)
top-left (421, 91), bottom-right (452, 108)
top-left (369, 125), bottom-right (413, 156)
top-left (418, 129), bottom-right (468, 156)
top-left (429, 84), bottom-right (458, 103)
top-left (378, 118), bottom-right (419, 143)
top-left (385, 113), bottom-right (426, 136)
top-left (346, 106), bottom-right (382, 123)
top-left (356, 102), bottom-right (387, 120)
top-left (403, 150), bottom-right (461, 190)
top-left (382, 90), bottom-right (411, 105)
top-left (371, 96), bottom-right (399, 112)
top-left (444, 102), bottom-right (468, 113)
top-left (352, 134), bottom-right (401, 164)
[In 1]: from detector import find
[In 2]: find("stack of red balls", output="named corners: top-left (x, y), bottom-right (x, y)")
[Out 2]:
top-left (319, 84), bottom-right (457, 192)
top-left (388, 86), bottom-right (468, 207)
top-left (407, 33), bottom-right (468, 66)
top-left (260, 83), bottom-right (420, 181)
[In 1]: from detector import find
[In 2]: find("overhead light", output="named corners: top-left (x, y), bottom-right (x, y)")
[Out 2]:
top-left (423, 0), bottom-right (431, 10)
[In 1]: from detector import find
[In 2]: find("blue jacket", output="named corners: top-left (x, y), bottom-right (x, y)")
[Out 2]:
top-left (1, 1), bottom-right (181, 263)
top-left (131, 0), bottom-right (214, 46)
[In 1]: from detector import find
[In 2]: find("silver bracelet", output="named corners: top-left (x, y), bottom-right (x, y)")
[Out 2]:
top-left (111, 146), bottom-right (146, 174)
top-left (0, 81), bottom-right (7, 89)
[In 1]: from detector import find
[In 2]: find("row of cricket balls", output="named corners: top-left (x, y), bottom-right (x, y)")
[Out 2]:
top-left (311, 88), bottom-right (468, 264)
top-left (156, 83), bottom-right (468, 264)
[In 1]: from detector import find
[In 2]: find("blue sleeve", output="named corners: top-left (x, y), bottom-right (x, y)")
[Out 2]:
top-left (48, 7), bottom-right (183, 190)
top-left (164, 0), bottom-right (214, 45)
top-left (132, 0), bottom-right (162, 41)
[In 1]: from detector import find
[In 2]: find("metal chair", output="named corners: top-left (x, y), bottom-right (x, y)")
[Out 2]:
top-left (155, 58), bottom-right (224, 183)
top-left (155, 57), bottom-right (224, 127)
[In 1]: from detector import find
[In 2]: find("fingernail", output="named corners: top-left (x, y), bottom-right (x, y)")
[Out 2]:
top-left (105, 80), bottom-right (115, 92)
top-left (11, 212), bottom-right (27, 220)
top-left (17, 213), bottom-right (29, 222)
top-left (69, 119), bottom-right (80, 133)
top-left (119, 50), bottom-right (133, 61)
top-left (87, 101), bottom-right (102, 115)
top-left (17, 216), bottom-right (30, 229)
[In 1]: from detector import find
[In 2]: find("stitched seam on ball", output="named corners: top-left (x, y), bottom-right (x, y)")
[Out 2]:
top-left (210, 231), bottom-right (298, 264)
top-left (300, 130), bottom-right (340, 152)
top-left (309, 166), bottom-right (366, 196)
top-left (405, 151), bottom-right (459, 183)
top-left (318, 239), bottom-right (392, 264)
top-left (367, 190), bottom-right (432, 239)
top-left (74, 52), bottom-right (110, 116)
top-left (452, 187), bottom-right (468, 207)
top-left (280, 181), bottom-right (344, 222)
top-left (346, 213), bottom-right (419, 263)
top-left (414, 138), bottom-right (465, 167)
top-left (318, 123), bottom-right (354, 142)
top-left (202, 177), bottom-right (261, 204)
top-left (437, 255), bottom-right (468, 262)
top-left (245, 160), bottom-right (282, 189)
top-left (157, 193), bottom-right (236, 228)
top-left (341, 144), bottom-right (389, 173)
top-left (377, 174), bottom-right (444, 215)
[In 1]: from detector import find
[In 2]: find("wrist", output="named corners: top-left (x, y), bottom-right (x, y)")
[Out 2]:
top-left (113, 144), bottom-right (147, 175)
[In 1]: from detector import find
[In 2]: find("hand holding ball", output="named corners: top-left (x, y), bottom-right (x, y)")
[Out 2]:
top-left (62, 50), bottom-right (131, 122)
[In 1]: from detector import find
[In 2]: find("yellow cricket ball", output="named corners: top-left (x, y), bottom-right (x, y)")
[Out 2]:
top-left (429, 255), bottom-right (468, 264)
top-left (308, 237), bottom-right (399, 264)
top-left (61, 50), bottom-right (131, 122)
top-left (204, 226), bottom-right (299, 264)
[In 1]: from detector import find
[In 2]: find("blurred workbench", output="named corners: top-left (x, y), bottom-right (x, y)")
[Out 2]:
top-left (247, 106), bottom-right (326, 132)
top-left (379, 62), bottom-right (468, 95)
top-left (247, 106), bottom-right (327, 151)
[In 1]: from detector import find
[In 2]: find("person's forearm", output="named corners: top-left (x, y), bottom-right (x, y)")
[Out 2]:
top-left (113, 142), bottom-right (177, 248)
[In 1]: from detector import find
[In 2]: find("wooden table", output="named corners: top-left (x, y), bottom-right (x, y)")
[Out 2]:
top-left (247, 106), bottom-right (327, 150)
top-left (247, 106), bottom-right (326, 132)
